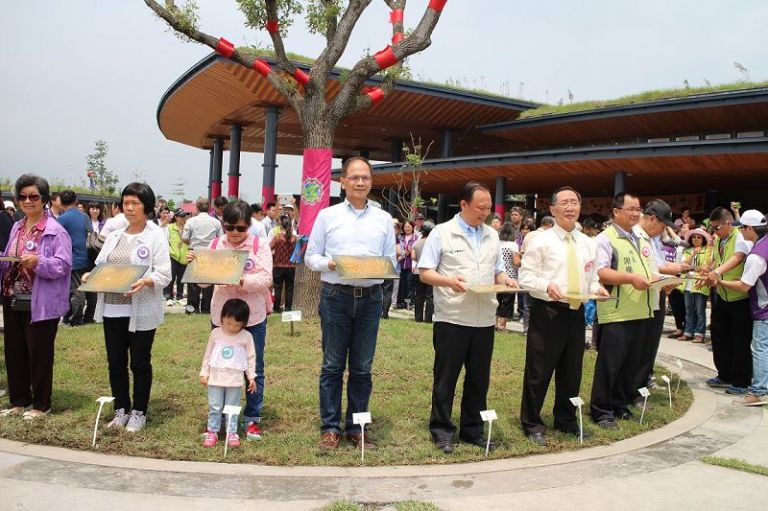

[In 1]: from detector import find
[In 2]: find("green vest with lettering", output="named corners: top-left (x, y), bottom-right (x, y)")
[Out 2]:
top-left (596, 224), bottom-right (655, 324)
top-left (714, 230), bottom-right (748, 302)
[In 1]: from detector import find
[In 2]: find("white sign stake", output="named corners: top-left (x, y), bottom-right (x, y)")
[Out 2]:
top-left (638, 387), bottom-right (651, 425)
top-left (675, 359), bottom-right (684, 395)
top-left (222, 405), bottom-right (242, 458)
top-left (92, 396), bottom-right (115, 447)
top-left (569, 397), bottom-right (585, 444)
top-left (282, 310), bottom-right (302, 336)
top-left (661, 375), bottom-right (672, 408)
top-left (353, 412), bottom-right (372, 463)
top-left (479, 409), bottom-right (498, 457)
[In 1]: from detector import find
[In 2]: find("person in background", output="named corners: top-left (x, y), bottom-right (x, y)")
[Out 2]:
top-left (412, 221), bottom-right (435, 323)
top-left (681, 228), bottom-right (712, 343)
top-left (270, 212), bottom-right (297, 313)
top-left (0, 201), bottom-right (16, 252)
top-left (381, 219), bottom-right (400, 319)
top-left (249, 203), bottom-right (267, 239)
top-left (262, 202), bottom-right (279, 233)
top-left (0, 174), bottom-right (72, 420)
top-left (183, 197), bottom-right (223, 314)
top-left (56, 190), bottom-right (89, 327)
top-left (165, 208), bottom-right (189, 306)
top-left (88, 202), bottom-right (106, 235)
top-left (212, 196), bottom-right (229, 223)
top-left (491, 214), bottom-right (503, 232)
top-left (83, 202), bottom-right (106, 324)
top-left (413, 213), bottom-right (426, 237)
top-left (496, 221), bottom-right (520, 333)
top-left (581, 217), bottom-right (601, 332)
top-left (48, 192), bottom-right (63, 219)
top-left (101, 201), bottom-right (128, 239)
top-left (90, 182), bottom-right (171, 433)
top-left (396, 220), bottom-right (418, 309)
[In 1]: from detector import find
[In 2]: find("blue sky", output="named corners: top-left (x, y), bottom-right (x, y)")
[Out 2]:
top-left (1, 0), bottom-right (766, 200)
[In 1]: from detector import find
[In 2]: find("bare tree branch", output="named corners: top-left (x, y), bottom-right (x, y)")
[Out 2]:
top-left (264, 0), bottom-right (302, 79)
top-left (144, 0), bottom-right (303, 111)
top-left (314, 0), bottom-right (372, 76)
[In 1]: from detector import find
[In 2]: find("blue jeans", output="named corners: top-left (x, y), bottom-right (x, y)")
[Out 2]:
top-left (243, 321), bottom-right (266, 423)
top-left (318, 284), bottom-right (382, 434)
top-left (749, 320), bottom-right (768, 396)
top-left (684, 291), bottom-right (707, 337)
top-left (207, 385), bottom-right (242, 433)
top-left (584, 299), bottom-right (596, 327)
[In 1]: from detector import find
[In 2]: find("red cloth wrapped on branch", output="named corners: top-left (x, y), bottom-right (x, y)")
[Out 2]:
top-left (293, 68), bottom-right (310, 86)
top-left (366, 87), bottom-right (385, 104)
top-left (266, 20), bottom-right (279, 34)
top-left (389, 9), bottom-right (404, 23)
top-left (428, 0), bottom-right (448, 13)
top-left (215, 37), bottom-right (235, 59)
top-left (252, 59), bottom-right (272, 77)
top-left (392, 32), bottom-right (405, 44)
top-left (373, 46), bottom-right (398, 70)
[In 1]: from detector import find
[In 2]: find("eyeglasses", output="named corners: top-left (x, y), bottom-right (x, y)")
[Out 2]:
top-left (344, 175), bottom-right (372, 183)
top-left (223, 224), bottom-right (249, 232)
top-left (17, 194), bottom-right (41, 203)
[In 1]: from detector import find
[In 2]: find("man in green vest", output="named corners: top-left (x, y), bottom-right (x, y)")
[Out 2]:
top-left (704, 207), bottom-right (754, 394)
top-left (590, 193), bottom-right (655, 429)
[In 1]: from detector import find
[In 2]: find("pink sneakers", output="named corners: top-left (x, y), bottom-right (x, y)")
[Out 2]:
top-left (227, 433), bottom-right (241, 447)
top-left (202, 429), bottom-right (218, 448)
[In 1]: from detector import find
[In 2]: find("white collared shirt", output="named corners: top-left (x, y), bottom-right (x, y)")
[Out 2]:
top-left (305, 199), bottom-right (397, 287)
top-left (519, 222), bottom-right (602, 303)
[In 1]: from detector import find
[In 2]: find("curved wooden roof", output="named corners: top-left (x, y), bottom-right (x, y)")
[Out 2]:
top-left (157, 54), bottom-right (536, 161)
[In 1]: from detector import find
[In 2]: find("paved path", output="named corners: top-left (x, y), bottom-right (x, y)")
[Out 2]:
top-left (1, 314), bottom-right (767, 510)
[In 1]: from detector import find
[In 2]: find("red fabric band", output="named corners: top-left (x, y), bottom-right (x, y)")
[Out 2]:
top-left (428, 0), bottom-right (448, 13)
top-left (252, 59), bottom-right (271, 77)
top-left (389, 9), bottom-right (404, 23)
top-left (373, 46), bottom-right (398, 70)
top-left (293, 68), bottom-right (310, 86)
top-left (215, 37), bottom-right (235, 59)
top-left (392, 32), bottom-right (405, 44)
top-left (366, 88), bottom-right (385, 104)
top-left (266, 20), bottom-right (279, 33)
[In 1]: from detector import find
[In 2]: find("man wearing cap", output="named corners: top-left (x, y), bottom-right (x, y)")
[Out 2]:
top-left (590, 193), bottom-right (656, 429)
top-left (414, 213), bottom-right (425, 238)
top-left (182, 197), bottom-right (223, 314)
top-left (305, 156), bottom-right (396, 451)
top-left (716, 210), bottom-right (768, 405)
top-left (704, 207), bottom-right (755, 394)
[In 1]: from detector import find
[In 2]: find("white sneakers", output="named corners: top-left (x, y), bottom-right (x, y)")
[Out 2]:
top-left (107, 408), bottom-right (146, 432)
top-left (107, 408), bottom-right (130, 428)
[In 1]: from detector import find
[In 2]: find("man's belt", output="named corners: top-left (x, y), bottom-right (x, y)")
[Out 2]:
top-left (323, 282), bottom-right (382, 298)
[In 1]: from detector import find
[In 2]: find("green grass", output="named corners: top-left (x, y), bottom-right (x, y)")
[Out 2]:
top-left (0, 314), bottom-right (692, 466)
top-left (701, 456), bottom-right (768, 477)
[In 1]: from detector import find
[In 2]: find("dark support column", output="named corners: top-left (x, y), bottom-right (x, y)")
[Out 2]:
top-left (614, 171), bottom-right (627, 196)
top-left (227, 124), bottom-right (242, 198)
top-left (211, 137), bottom-right (223, 200)
top-left (360, 149), bottom-right (370, 159)
top-left (438, 193), bottom-right (450, 224)
top-left (387, 189), bottom-right (398, 217)
top-left (494, 176), bottom-right (506, 218)
top-left (705, 190), bottom-right (719, 214)
top-left (390, 139), bottom-right (403, 162)
top-left (526, 194), bottom-right (536, 215)
top-left (207, 148), bottom-right (214, 203)
top-left (261, 106), bottom-right (279, 205)
top-left (442, 129), bottom-right (453, 158)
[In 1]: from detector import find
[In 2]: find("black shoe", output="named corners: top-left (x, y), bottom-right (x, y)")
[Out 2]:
top-left (596, 418), bottom-right (618, 430)
top-left (526, 432), bottom-right (547, 446)
top-left (459, 436), bottom-right (496, 451)
top-left (616, 410), bottom-right (635, 421)
top-left (555, 427), bottom-right (592, 440)
top-left (435, 439), bottom-right (454, 454)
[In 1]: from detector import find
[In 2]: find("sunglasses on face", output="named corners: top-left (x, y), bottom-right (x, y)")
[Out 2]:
top-left (223, 224), bottom-right (249, 232)
top-left (17, 194), bottom-right (41, 203)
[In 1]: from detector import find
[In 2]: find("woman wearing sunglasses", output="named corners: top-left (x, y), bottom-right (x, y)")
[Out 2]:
top-left (0, 174), bottom-right (72, 419)
top-left (189, 200), bottom-right (273, 441)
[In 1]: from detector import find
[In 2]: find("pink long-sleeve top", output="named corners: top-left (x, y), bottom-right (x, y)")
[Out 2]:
top-left (207, 233), bottom-right (273, 327)
top-left (200, 327), bottom-right (256, 387)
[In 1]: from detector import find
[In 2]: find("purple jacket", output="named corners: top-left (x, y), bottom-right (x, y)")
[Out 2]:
top-left (749, 236), bottom-right (768, 321)
top-left (0, 216), bottom-right (72, 322)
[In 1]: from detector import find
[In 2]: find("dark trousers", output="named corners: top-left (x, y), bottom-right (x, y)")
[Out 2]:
top-left (590, 318), bottom-right (649, 422)
top-left (187, 283), bottom-right (213, 313)
top-left (711, 298), bottom-right (753, 388)
top-left (521, 299), bottom-right (585, 434)
top-left (397, 269), bottom-right (413, 306)
top-left (84, 292), bottom-right (98, 323)
top-left (165, 259), bottom-right (185, 299)
top-left (668, 289), bottom-right (685, 331)
top-left (496, 293), bottom-right (515, 318)
top-left (2, 301), bottom-right (58, 411)
top-left (273, 267), bottom-right (296, 312)
top-left (68, 268), bottom-right (86, 325)
top-left (636, 294), bottom-right (666, 391)
top-left (381, 280), bottom-right (394, 318)
top-left (103, 317), bottom-right (156, 413)
top-left (429, 322), bottom-right (494, 442)
top-left (413, 276), bottom-right (433, 322)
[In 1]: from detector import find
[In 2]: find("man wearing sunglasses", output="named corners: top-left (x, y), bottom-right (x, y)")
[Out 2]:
top-left (705, 207), bottom-right (755, 395)
top-left (182, 197), bottom-right (223, 313)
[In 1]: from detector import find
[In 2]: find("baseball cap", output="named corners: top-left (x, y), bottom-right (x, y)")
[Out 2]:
top-left (733, 209), bottom-right (767, 227)
top-left (4, 200), bottom-right (14, 210)
top-left (173, 208), bottom-right (187, 217)
top-left (283, 203), bottom-right (294, 210)
top-left (644, 199), bottom-right (675, 227)
top-left (415, 213), bottom-right (425, 220)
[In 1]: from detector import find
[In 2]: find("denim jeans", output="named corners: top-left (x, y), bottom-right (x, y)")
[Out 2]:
top-left (584, 299), bottom-right (596, 327)
top-left (684, 291), bottom-right (707, 337)
top-left (318, 283), bottom-right (382, 434)
top-left (749, 320), bottom-right (768, 396)
top-left (243, 320), bottom-right (266, 423)
top-left (207, 385), bottom-right (242, 433)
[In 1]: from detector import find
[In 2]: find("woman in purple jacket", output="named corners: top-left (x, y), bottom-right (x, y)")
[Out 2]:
top-left (0, 174), bottom-right (72, 420)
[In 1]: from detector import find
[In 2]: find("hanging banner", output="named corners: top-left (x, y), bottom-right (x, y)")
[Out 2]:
top-left (297, 148), bottom-right (332, 236)
top-left (373, 46), bottom-right (398, 70)
top-left (252, 59), bottom-right (271, 77)
top-left (266, 20), bottom-right (279, 33)
top-left (293, 68), bottom-right (310, 86)
top-left (215, 37), bottom-right (235, 58)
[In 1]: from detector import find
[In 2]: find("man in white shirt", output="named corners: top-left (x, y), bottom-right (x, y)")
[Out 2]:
top-left (100, 202), bottom-right (129, 239)
top-left (182, 197), bottom-right (223, 313)
top-left (306, 157), bottom-right (396, 451)
top-left (519, 187), bottom-right (607, 445)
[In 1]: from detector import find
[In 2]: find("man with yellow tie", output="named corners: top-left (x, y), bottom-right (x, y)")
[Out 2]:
top-left (519, 186), bottom-right (608, 446)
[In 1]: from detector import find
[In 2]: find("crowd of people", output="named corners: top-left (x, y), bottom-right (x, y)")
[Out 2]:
top-left (1, 165), bottom-right (767, 455)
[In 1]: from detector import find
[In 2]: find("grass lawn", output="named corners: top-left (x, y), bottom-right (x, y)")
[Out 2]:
top-left (0, 314), bottom-right (691, 466)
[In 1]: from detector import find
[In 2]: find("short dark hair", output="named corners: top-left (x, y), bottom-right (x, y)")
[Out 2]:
top-left (522, 219), bottom-right (536, 231)
top-left (265, 202), bottom-right (276, 210)
top-left (341, 156), bottom-right (372, 176)
top-left (612, 192), bottom-right (638, 210)
top-left (540, 215), bottom-right (555, 227)
top-left (250, 203), bottom-right (263, 214)
top-left (88, 202), bottom-right (104, 221)
top-left (14, 174), bottom-right (51, 204)
top-left (709, 206), bottom-right (733, 222)
top-left (196, 197), bottom-right (210, 212)
top-left (753, 225), bottom-right (768, 238)
top-left (550, 186), bottom-right (582, 205)
top-left (213, 196), bottom-right (229, 208)
top-left (459, 181), bottom-right (491, 203)
top-left (59, 189), bottom-right (77, 206)
top-left (222, 200), bottom-right (252, 225)
top-left (121, 182), bottom-right (156, 214)
top-left (220, 298), bottom-right (250, 325)
top-left (110, 201), bottom-right (122, 214)
top-left (499, 221), bottom-right (516, 241)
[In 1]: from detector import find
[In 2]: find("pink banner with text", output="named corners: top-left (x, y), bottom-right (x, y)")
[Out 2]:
top-left (298, 148), bottom-right (332, 236)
